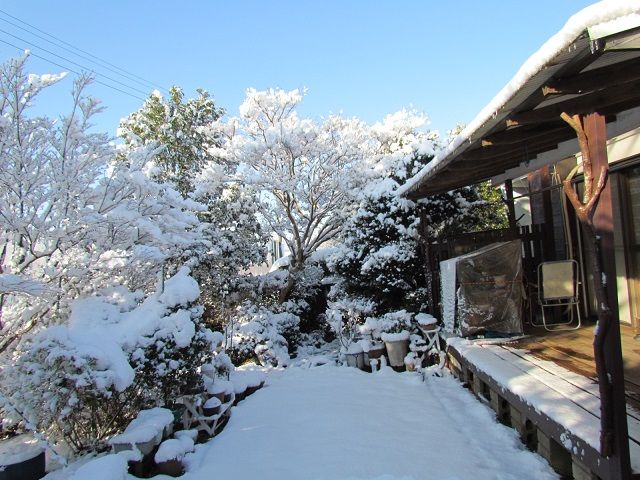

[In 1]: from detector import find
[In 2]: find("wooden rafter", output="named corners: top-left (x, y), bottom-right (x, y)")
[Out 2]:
top-left (481, 122), bottom-right (569, 146)
top-left (507, 80), bottom-right (640, 126)
top-left (542, 56), bottom-right (640, 96)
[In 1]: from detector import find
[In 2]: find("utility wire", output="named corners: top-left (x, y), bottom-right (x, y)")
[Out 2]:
top-left (0, 27), bottom-right (152, 98)
top-left (0, 37), bottom-right (147, 101)
top-left (0, 8), bottom-right (169, 94)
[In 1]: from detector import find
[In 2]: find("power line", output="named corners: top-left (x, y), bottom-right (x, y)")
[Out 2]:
top-left (0, 37), bottom-right (147, 102)
top-left (0, 8), bottom-right (169, 94)
top-left (0, 27), bottom-right (152, 98)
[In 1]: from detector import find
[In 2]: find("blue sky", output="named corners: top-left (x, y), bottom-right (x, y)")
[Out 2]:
top-left (1, 1), bottom-right (596, 137)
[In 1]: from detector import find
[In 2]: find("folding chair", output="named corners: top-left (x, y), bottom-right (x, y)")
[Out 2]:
top-left (535, 259), bottom-right (582, 331)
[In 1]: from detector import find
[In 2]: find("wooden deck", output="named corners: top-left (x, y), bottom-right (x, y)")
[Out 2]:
top-left (513, 322), bottom-right (640, 411)
top-left (446, 335), bottom-right (640, 479)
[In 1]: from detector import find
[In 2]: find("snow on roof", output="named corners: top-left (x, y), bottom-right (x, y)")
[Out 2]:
top-left (399, 1), bottom-right (640, 198)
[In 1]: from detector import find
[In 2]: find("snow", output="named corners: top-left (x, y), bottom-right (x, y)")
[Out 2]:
top-left (158, 267), bottom-right (200, 308)
top-left (0, 274), bottom-right (49, 296)
top-left (381, 331), bottom-right (410, 342)
top-left (345, 342), bottom-right (364, 354)
top-left (203, 397), bottom-right (221, 409)
top-left (206, 379), bottom-right (233, 396)
top-left (180, 365), bottom-right (557, 480)
top-left (415, 313), bottom-right (437, 326)
top-left (108, 408), bottom-right (173, 446)
top-left (0, 433), bottom-right (42, 465)
top-left (68, 453), bottom-right (131, 480)
top-left (399, 1), bottom-right (640, 198)
top-left (155, 435), bottom-right (195, 463)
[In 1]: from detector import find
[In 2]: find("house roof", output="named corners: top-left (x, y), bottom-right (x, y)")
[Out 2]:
top-left (399, 2), bottom-right (640, 199)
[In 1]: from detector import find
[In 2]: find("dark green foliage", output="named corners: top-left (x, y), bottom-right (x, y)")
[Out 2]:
top-left (119, 86), bottom-right (224, 196)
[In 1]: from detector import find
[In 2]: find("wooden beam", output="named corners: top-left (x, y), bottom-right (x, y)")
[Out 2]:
top-left (481, 122), bottom-right (569, 146)
top-left (542, 56), bottom-right (640, 96)
top-left (507, 81), bottom-right (640, 126)
top-left (462, 136), bottom-right (565, 164)
top-left (528, 166), bottom-right (556, 260)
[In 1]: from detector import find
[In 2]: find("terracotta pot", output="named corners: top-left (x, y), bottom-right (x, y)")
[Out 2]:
top-left (367, 345), bottom-right (386, 359)
top-left (203, 397), bottom-right (221, 417)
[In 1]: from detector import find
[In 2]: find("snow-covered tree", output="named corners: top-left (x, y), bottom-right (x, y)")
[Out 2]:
top-left (121, 86), bottom-right (267, 326)
top-left (328, 111), bottom-right (506, 333)
top-left (118, 86), bottom-right (224, 196)
top-left (202, 88), bottom-right (368, 302)
top-left (0, 55), bottom-right (205, 354)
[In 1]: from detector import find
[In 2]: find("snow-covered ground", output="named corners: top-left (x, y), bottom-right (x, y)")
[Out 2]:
top-left (179, 365), bottom-right (557, 480)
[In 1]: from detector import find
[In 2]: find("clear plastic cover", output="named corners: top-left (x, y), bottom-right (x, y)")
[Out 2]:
top-left (441, 240), bottom-right (524, 337)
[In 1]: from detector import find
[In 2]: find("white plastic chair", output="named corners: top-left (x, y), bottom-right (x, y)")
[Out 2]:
top-left (535, 259), bottom-right (582, 331)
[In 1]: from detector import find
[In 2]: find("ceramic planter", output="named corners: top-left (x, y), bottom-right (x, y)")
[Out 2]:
top-left (345, 351), bottom-right (365, 369)
top-left (382, 334), bottom-right (410, 368)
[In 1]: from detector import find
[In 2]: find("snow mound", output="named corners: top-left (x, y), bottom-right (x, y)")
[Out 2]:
top-left (109, 408), bottom-right (173, 446)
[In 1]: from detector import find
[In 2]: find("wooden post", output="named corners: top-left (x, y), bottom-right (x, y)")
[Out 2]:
top-left (528, 166), bottom-right (556, 261)
top-left (504, 179), bottom-right (517, 229)
top-left (584, 113), bottom-right (631, 480)
top-left (561, 112), bottom-right (630, 479)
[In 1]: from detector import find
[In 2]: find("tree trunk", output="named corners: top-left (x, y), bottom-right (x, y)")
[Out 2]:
top-left (278, 270), bottom-right (297, 304)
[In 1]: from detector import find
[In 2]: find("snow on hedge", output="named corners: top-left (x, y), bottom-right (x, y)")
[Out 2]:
top-left (3, 267), bottom-right (213, 453)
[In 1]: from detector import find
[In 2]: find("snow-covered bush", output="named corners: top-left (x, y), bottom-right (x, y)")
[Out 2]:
top-left (226, 301), bottom-right (300, 367)
top-left (363, 310), bottom-right (415, 338)
top-left (1, 268), bottom-right (215, 454)
top-left (325, 296), bottom-right (375, 349)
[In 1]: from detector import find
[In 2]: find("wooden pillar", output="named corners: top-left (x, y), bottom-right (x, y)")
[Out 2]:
top-left (528, 166), bottom-right (556, 261)
top-left (504, 179), bottom-right (517, 229)
top-left (585, 112), bottom-right (631, 480)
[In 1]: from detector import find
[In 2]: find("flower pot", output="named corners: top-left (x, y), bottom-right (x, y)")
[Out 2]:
top-left (207, 379), bottom-right (233, 403)
top-left (345, 351), bottom-right (365, 369)
top-left (416, 313), bottom-right (438, 333)
top-left (155, 459), bottom-right (184, 477)
top-left (381, 333), bottom-right (410, 368)
top-left (0, 434), bottom-right (45, 480)
top-left (203, 397), bottom-right (221, 417)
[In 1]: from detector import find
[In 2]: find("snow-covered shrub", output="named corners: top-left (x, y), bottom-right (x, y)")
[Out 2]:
top-left (325, 295), bottom-right (375, 350)
top-left (1, 268), bottom-right (215, 454)
top-left (363, 310), bottom-right (415, 339)
top-left (227, 301), bottom-right (300, 367)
